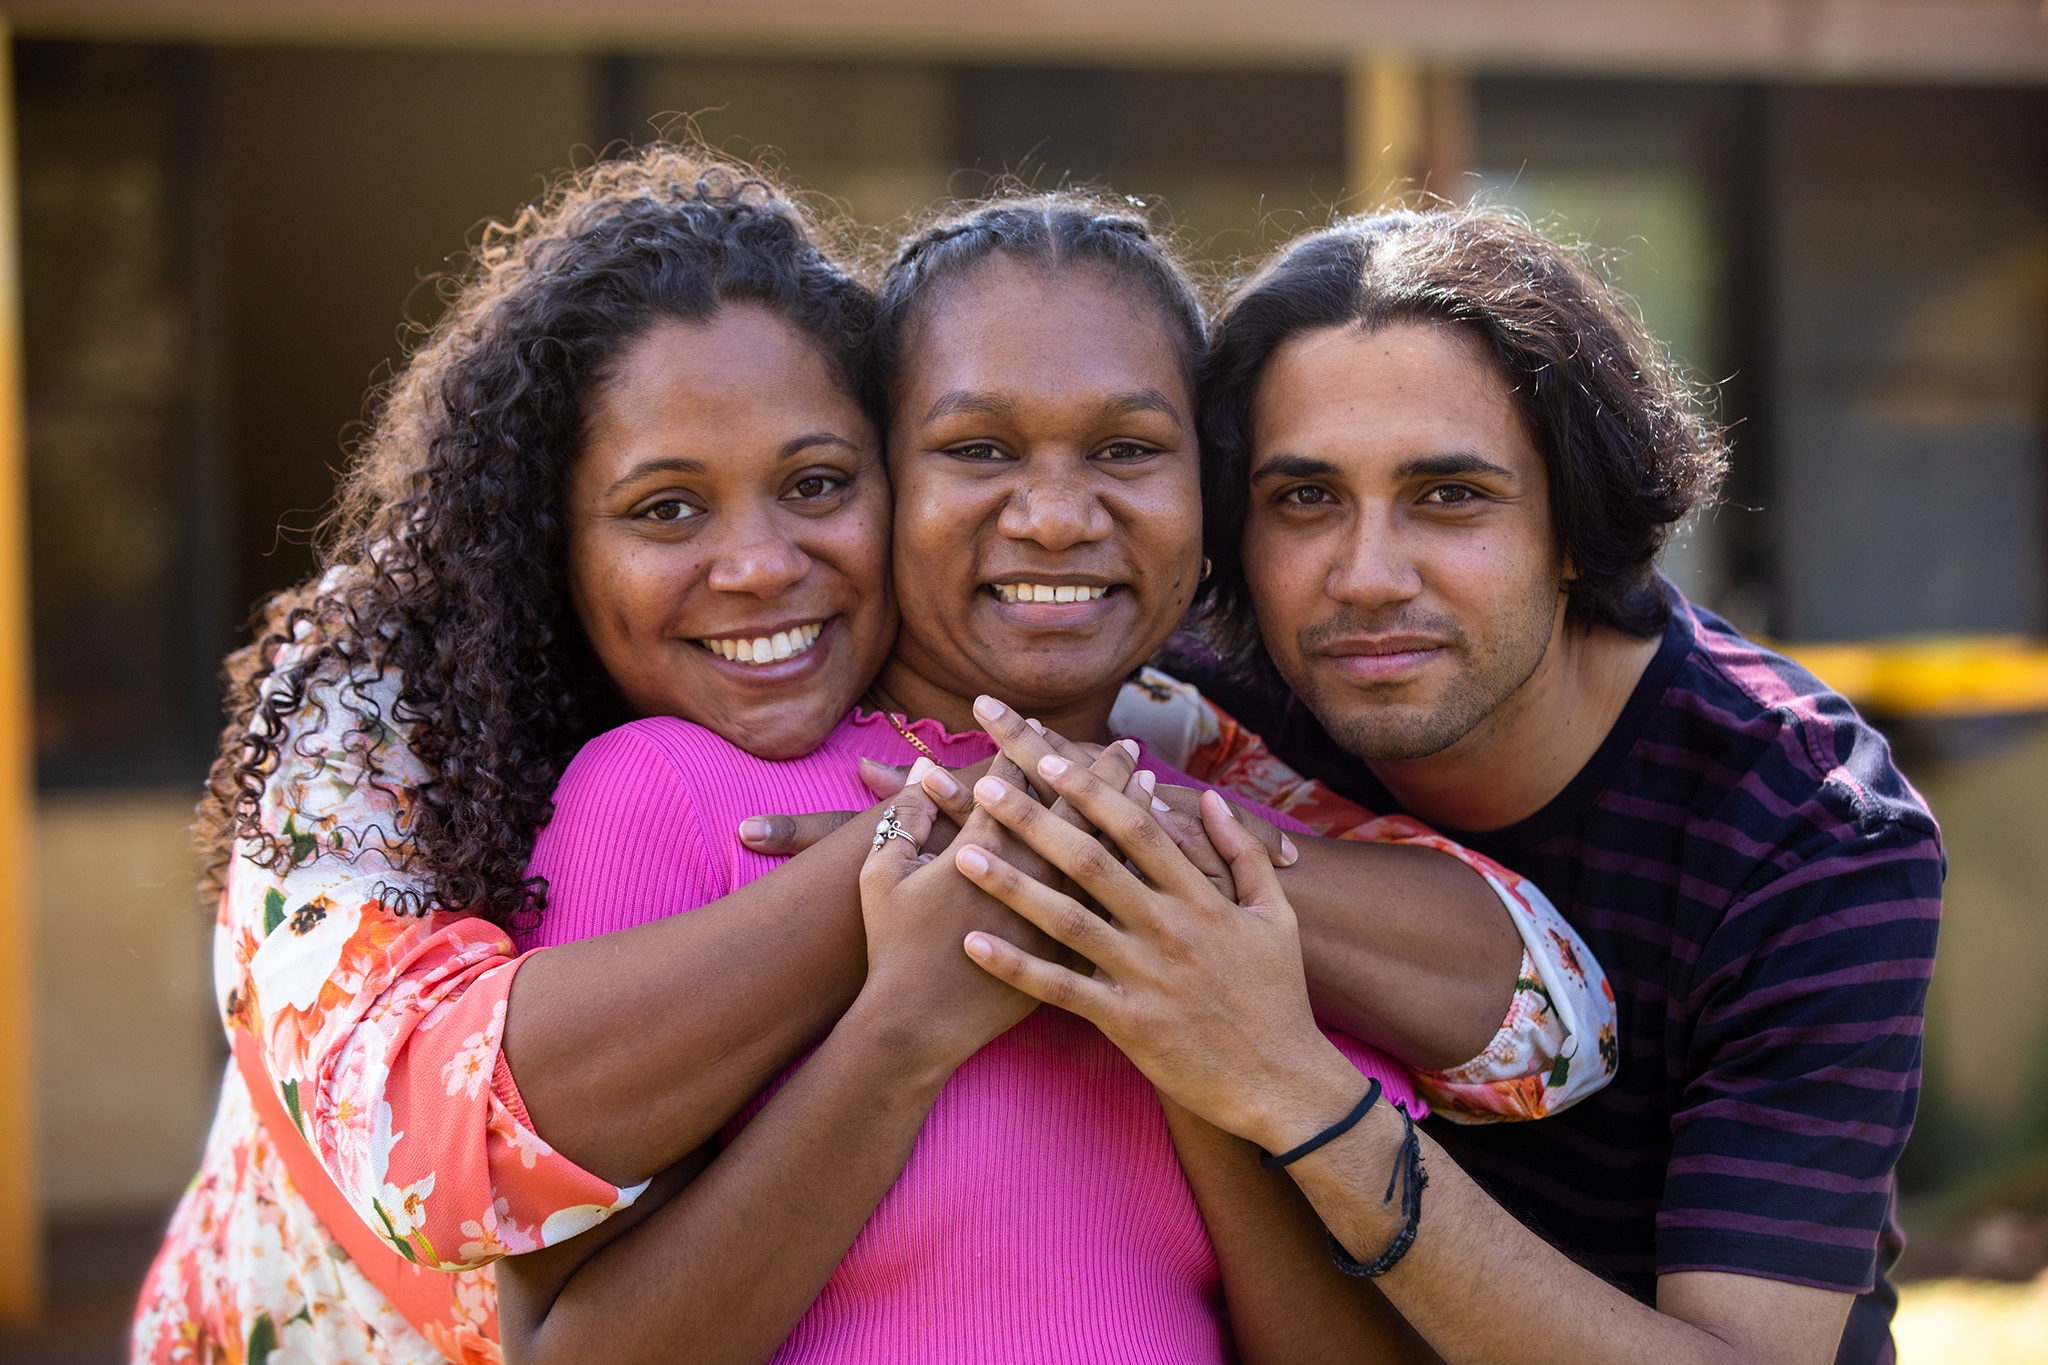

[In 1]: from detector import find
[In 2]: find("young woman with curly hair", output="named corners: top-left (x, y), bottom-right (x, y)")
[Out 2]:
top-left (133, 152), bottom-right (1611, 1364)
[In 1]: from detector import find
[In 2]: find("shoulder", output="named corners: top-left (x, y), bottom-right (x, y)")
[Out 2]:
top-left (1660, 601), bottom-right (1939, 849)
top-left (553, 716), bottom-right (753, 804)
top-left (1647, 603), bottom-right (1943, 946)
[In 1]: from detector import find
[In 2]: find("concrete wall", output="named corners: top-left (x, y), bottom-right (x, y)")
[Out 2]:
top-left (34, 789), bottom-right (214, 1217)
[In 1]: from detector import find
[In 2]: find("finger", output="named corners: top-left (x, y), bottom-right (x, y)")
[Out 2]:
top-left (972, 695), bottom-right (1070, 803)
top-left (1200, 789), bottom-right (1293, 920)
top-left (1151, 783), bottom-right (1298, 867)
top-left (1047, 738), bottom-right (1141, 835)
top-left (1029, 755), bottom-right (1217, 905)
top-left (738, 809), bottom-right (857, 856)
top-left (970, 770), bottom-right (1158, 922)
top-left (962, 926), bottom-right (1118, 1021)
top-left (857, 757), bottom-right (909, 801)
top-left (954, 842), bottom-right (1129, 970)
top-left (859, 788), bottom-right (941, 893)
top-left (908, 756), bottom-right (978, 826)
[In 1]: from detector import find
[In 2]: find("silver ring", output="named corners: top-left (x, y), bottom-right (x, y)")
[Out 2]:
top-left (871, 807), bottom-right (920, 852)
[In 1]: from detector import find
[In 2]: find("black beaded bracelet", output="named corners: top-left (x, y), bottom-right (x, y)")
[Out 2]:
top-left (1258, 1077), bottom-right (1382, 1169)
top-left (1329, 1098), bottom-right (1428, 1279)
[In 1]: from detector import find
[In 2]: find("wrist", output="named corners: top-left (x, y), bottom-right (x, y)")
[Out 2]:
top-left (839, 979), bottom-right (969, 1096)
top-left (1240, 1040), bottom-right (1376, 1156)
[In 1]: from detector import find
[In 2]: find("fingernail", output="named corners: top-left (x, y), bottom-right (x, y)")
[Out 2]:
top-left (973, 695), bottom-right (1006, 723)
top-left (923, 767), bottom-right (960, 797)
top-left (905, 757), bottom-right (936, 783)
top-left (974, 776), bottom-right (1009, 803)
top-left (1116, 738), bottom-right (1141, 760)
top-left (1152, 798), bottom-right (1172, 813)
top-left (957, 845), bottom-right (990, 876)
top-left (738, 817), bottom-right (772, 842)
top-left (964, 933), bottom-right (993, 962)
top-left (1136, 770), bottom-right (1157, 794)
top-left (1037, 755), bottom-right (1071, 779)
top-left (1280, 834), bottom-right (1300, 866)
top-left (1025, 717), bottom-right (1045, 734)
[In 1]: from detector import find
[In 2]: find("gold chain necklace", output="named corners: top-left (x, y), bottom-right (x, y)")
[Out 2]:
top-left (861, 687), bottom-right (939, 761)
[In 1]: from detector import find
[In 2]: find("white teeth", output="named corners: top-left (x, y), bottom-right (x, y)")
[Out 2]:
top-left (994, 583), bottom-right (1108, 605)
top-left (700, 622), bottom-right (824, 666)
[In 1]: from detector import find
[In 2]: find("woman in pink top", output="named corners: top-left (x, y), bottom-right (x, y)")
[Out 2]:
top-left (493, 199), bottom-right (1611, 1363)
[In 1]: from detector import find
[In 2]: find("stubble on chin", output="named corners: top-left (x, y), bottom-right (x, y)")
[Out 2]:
top-left (1284, 594), bottom-right (1560, 764)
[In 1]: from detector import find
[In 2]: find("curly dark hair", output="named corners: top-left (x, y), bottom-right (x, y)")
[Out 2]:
top-left (872, 190), bottom-right (1209, 415)
top-left (196, 146), bottom-right (877, 927)
top-left (1198, 206), bottom-right (1727, 666)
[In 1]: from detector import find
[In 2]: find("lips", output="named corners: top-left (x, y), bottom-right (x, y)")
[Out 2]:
top-left (1318, 635), bottom-right (1450, 683)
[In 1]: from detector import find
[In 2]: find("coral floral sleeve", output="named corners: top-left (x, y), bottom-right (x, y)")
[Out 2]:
top-left (133, 627), bottom-right (632, 1365)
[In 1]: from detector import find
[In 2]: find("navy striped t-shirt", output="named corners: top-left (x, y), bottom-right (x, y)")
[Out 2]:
top-left (1176, 592), bottom-right (1942, 1365)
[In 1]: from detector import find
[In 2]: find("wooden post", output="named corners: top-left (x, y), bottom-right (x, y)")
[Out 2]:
top-left (1345, 54), bottom-right (1472, 210)
top-left (0, 14), bottom-right (42, 1327)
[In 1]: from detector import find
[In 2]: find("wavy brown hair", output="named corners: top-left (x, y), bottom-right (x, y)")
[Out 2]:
top-left (197, 146), bottom-right (876, 927)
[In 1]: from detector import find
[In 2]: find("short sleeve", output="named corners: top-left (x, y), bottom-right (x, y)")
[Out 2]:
top-left (1657, 816), bottom-right (1942, 1291)
top-left (220, 637), bottom-right (630, 1273)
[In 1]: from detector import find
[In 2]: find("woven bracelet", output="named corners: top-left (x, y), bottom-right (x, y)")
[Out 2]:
top-left (1258, 1077), bottom-right (1382, 1170)
top-left (1329, 1098), bottom-right (1428, 1279)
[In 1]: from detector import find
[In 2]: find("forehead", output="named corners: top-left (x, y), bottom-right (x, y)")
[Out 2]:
top-left (1251, 320), bottom-right (1538, 476)
top-left (896, 257), bottom-right (1191, 415)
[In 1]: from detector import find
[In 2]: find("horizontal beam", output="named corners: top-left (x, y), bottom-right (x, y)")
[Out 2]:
top-left (14, 0), bottom-right (2048, 82)
top-left (1781, 637), bottom-right (2048, 718)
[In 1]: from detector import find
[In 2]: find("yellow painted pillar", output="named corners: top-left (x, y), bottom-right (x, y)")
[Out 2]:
top-left (0, 15), bottom-right (41, 1327)
top-left (1345, 54), bottom-right (1471, 210)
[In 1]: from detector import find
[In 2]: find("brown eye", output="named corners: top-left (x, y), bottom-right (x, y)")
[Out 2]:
top-left (1422, 484), bottom-right (1477, 505)
top-left (642, 498), bottom-right (699, 523)
top-left (785, 475), bottom-right (844, 501)
top-left (1284, 485), bottom-right (1334, 506)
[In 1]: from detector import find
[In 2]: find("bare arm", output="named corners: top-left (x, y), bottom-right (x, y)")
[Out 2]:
top-left (502, 788), bottom-right (876, 1186)
top-left (1162, 1094), bottom-right (1439, 1365)
top-left (955, 760), bottom-right (1853, 1365)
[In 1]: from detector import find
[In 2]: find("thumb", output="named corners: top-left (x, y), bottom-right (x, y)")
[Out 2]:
top-left (859, 756), bottom-right (910, 801)
top-left (1200, 790), bottom-right (1290, 920)
top-left (738, 809), bottom-right (856, 857)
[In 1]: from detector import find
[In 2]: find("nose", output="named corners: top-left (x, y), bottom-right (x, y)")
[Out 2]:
top-left (1327, 501), bottom-right (1422, 610)
top-left (705, 511), bottom-right (813, 598)
top-left (995, 464), bottom-right (1114, 552)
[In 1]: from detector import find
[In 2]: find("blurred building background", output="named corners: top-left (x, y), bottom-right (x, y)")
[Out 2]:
top-left (3, 0), bottom-right (2048, 1358)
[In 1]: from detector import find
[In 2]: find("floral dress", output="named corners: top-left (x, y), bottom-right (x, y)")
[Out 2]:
top-left (134, 648), bottom-right (1616, 1365)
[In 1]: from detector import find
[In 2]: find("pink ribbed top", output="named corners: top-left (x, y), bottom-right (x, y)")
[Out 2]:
top-left (518, 709), bottom-right (1417, 1364)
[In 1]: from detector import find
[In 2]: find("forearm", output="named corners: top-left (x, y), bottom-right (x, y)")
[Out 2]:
top-left (1266, 1064), bottom-right (1848, 1365)
top-left (1161, 1095), bottom-right (1437, 1365)
top-left (500, 989), bottom-right (953, 1365)
top-left (1282, 839), bottom-right (1520, 1069)
top-left (504, 816), bottom-right (871, 1184)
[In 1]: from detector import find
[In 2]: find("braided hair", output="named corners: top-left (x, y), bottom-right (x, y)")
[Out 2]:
top-left (198, 146), bottom-right (877, 927)
top-left (872, 193), bottom-right (1208, 416)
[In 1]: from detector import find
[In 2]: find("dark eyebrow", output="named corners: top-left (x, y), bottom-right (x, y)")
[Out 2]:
top-left (920, 389), bottom-right (1185, 429)
top-left (1099, 389), bottom-right (1186, 428)
top-left (780, 431), bottom-right (863, 460)
top-left (922, 390), bottom-right (1014, 424)
top-left (1250, 453), bottom-right (1343, 483)
top-left (602, 433), bottom-right (860, 497)
top-left (1393, 451), bottom-right (1516, 482)
top-left (603, 456), bottom-right (706, 497)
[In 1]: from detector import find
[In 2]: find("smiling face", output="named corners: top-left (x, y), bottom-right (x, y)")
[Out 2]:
top-left (1242, 319), bottom-right (1568, 761)
top-left (565, 307), bottom-right (895, 759)
top-left (881, 257), bottom-right (1203, 735)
